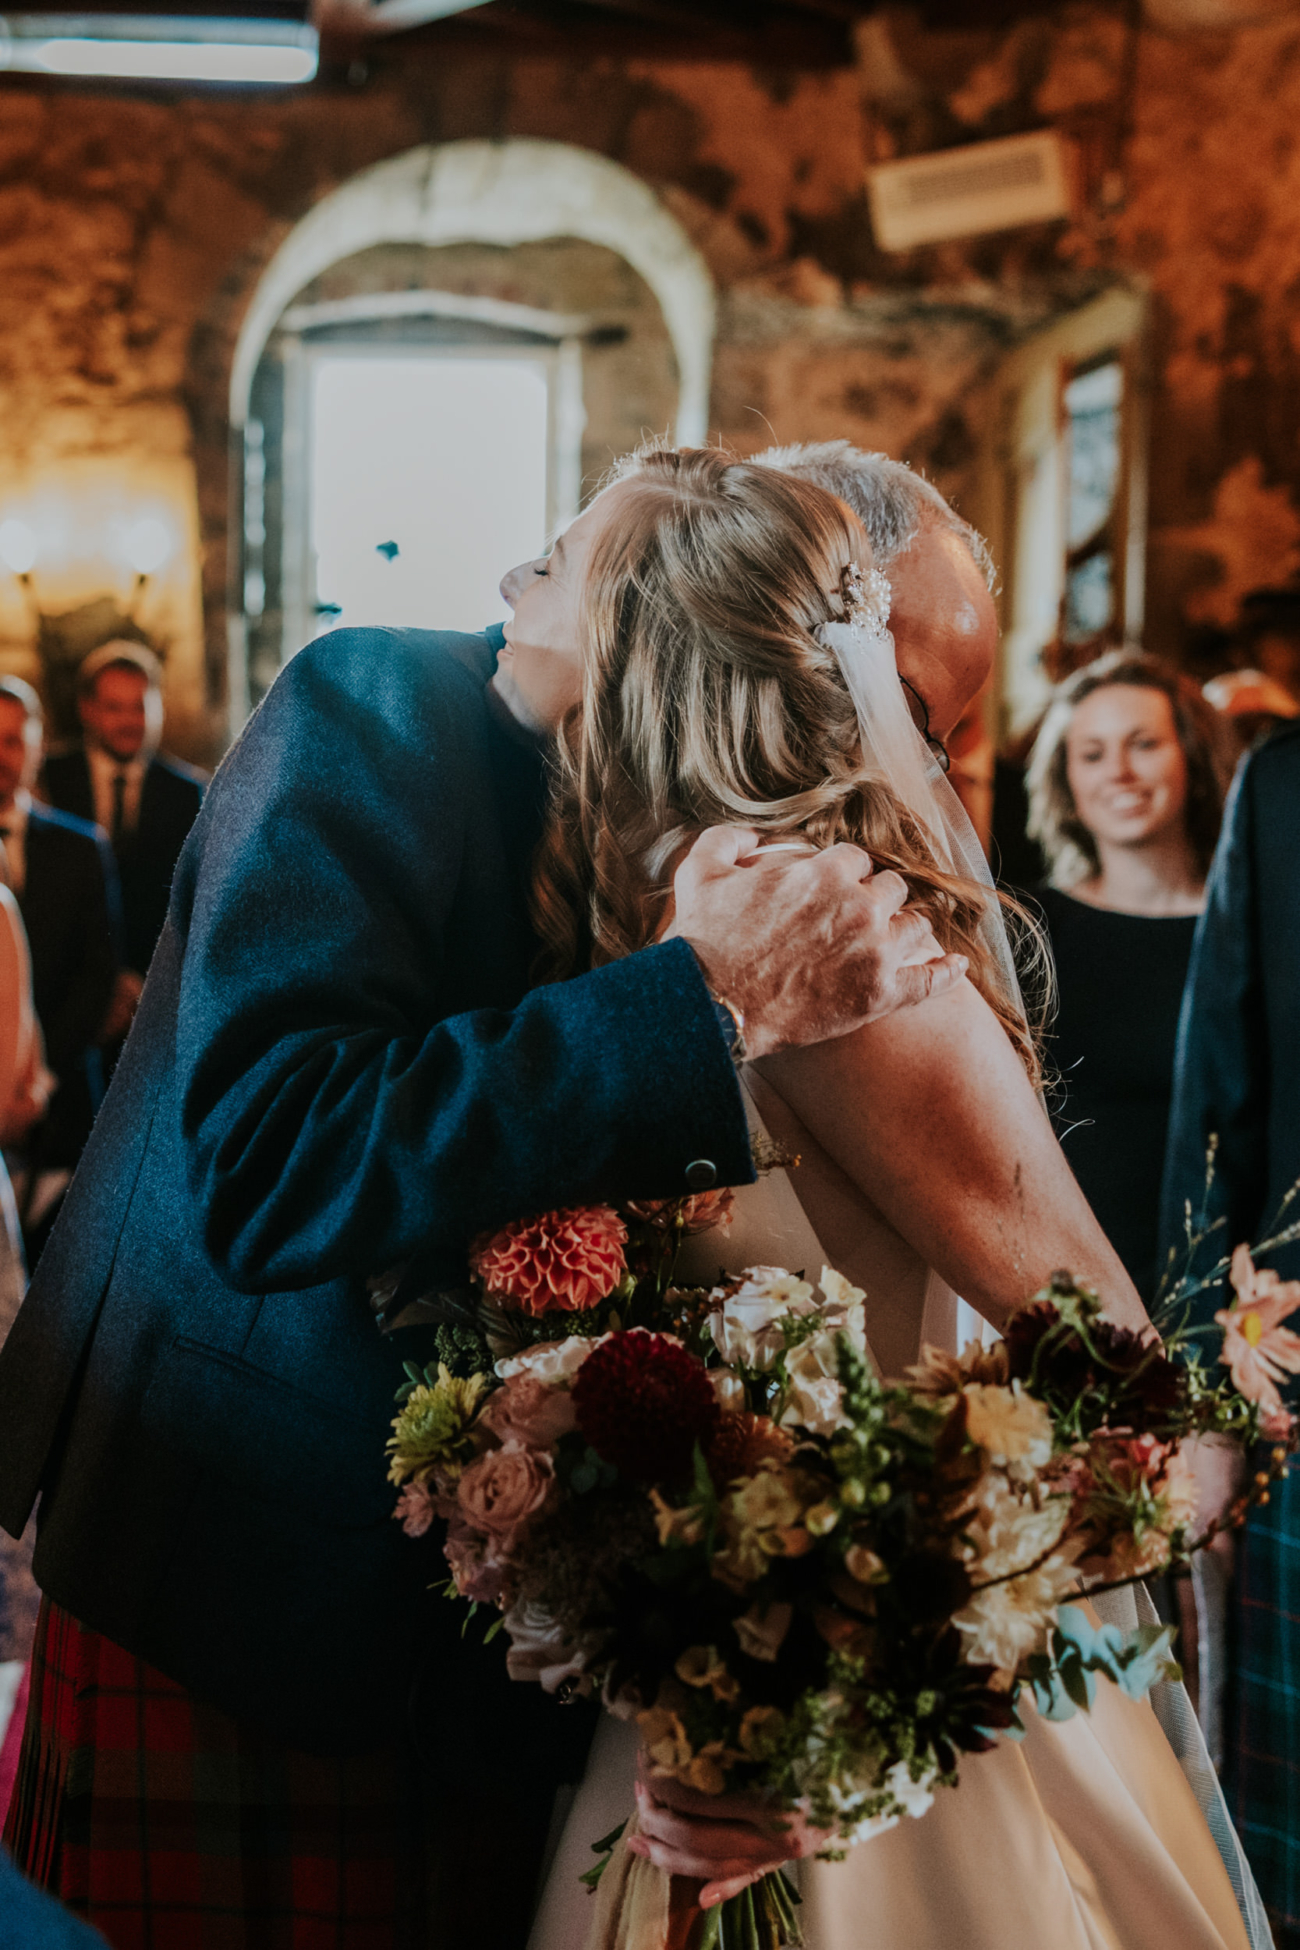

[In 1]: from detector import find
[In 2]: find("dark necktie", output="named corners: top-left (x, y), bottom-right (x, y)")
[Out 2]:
top-left (111, 771), bottom-right (127, 847)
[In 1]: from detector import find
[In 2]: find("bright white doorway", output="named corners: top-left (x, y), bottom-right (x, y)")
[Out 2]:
top-left (307, 351), bottom-right (552, 637)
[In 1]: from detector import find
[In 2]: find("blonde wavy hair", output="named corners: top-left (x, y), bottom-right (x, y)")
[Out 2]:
top-left (532, 446), bottom-right (1037, 1076)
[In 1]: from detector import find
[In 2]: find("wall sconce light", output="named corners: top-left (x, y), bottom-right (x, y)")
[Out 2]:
top-left (0, 496), bottom-right (179, 735)
top-left (0, 518), bottom-right (38, 583)
top-left (0, 501), bottom-right (177, 605)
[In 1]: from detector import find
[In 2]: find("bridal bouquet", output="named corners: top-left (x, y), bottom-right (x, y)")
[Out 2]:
top-left (386, 1186), bottom-right (1296, 1950)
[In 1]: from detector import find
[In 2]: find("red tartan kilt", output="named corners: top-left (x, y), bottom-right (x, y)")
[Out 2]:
top-left (3, 1598), bottom-right (423, 1950)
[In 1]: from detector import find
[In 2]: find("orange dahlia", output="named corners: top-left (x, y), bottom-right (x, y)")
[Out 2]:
top-left (470, 1206), bottom-right (627, 1316)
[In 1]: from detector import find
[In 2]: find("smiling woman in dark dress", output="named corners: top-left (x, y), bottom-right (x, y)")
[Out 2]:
top-left (1026, 650), bottom-right (1229, 1301)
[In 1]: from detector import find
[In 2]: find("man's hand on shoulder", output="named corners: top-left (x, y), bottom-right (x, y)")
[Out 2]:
top-left (665, 825), bottom-right (967, 1060)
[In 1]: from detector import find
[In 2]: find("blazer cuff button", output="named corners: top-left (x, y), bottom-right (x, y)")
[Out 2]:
top-left (685, 1159), bottom-right (717, 1191)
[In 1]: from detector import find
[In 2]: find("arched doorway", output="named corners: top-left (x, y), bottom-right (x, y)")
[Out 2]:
top-left (225, 140), bottom-right (716, 722)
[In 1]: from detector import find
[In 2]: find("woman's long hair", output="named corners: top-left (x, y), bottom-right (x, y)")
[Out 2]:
top-left (1026, 648), bottom-right (1230, 889)
top-left (532, 446), bottom-right (1038, 1076)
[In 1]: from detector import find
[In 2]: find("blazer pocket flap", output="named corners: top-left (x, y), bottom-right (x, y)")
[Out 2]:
top-left (144, 1337), bottom-right (396, 1529)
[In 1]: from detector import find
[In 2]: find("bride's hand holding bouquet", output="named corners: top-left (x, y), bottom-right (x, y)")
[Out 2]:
top-left (383, 1181), bottom-right (1298, 1950)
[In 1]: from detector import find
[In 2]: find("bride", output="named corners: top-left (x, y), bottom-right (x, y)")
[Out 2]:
top-left (491, 445), bottom-right (1266, 1950)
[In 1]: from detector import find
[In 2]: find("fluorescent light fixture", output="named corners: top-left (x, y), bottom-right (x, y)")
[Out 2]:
top-left (0, 15), bottom-right (319, 83)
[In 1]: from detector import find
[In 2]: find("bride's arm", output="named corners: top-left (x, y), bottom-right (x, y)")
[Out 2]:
top-left (755, 975), bottom-right (1150, 1335)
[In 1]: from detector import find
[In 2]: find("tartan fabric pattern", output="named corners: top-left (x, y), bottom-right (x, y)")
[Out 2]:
top-left (1231, 1468), bottom-right (1300, 1949)
top-left (3, 1598), bottom-right (423, 1950)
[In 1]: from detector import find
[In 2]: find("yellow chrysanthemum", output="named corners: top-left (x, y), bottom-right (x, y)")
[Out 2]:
top-left (386, 1365), bottom-right (491, 1486)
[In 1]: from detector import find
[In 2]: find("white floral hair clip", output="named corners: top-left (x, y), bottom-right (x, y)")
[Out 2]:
top-left (841, 560), bottom-right (892, 638)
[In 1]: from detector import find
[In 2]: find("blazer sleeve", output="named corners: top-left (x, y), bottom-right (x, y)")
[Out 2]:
top-left (175, 632), bottom-right (755, 1295)
top-left (1159, 754), bottom-right (1267, 1314)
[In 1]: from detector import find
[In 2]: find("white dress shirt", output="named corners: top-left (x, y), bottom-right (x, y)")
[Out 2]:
top-left (0, 790), bottom-right (30, 898)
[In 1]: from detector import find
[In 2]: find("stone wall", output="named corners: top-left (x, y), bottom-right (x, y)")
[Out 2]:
top-left (0, 4), bottom-right (1298, 757)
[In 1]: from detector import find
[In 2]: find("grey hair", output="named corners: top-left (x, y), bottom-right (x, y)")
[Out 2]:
top-left (755, 439), bottom-right (996, 591)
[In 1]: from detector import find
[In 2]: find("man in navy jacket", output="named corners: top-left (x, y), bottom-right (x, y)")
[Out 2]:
top-left (0, 589), bottom-right (958, 1943)
top-left (1161, 722), bottom-right (1300, 1945)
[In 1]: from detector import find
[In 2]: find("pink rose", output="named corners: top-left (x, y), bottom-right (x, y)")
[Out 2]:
top-left (456, 1439), bottom-right (556, 1548)
top-left (481, 1373), bottom-right (577, 1449)
top-left (443, 1516), bottom-right (509, 1604)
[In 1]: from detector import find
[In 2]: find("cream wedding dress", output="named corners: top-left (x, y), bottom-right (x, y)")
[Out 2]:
top-left (528, 1083), bottom-right (1270, 1950)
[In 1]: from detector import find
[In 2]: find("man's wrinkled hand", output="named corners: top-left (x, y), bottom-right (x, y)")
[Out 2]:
top-left (665, 825), bottom-right (968, 1060)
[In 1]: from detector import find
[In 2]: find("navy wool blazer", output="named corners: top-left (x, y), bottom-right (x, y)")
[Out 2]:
top-left (42, 746), bottom-right (207, 978)
top-left (0, 627), bottom-right (753, 1758)
top-left (1160, 722), bottom-right (1300, 1303)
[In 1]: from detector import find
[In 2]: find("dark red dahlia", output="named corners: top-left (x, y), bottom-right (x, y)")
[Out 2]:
top-left (1004, 1285), bottom-right (1184, 1428)
top-left (572, 1331), bottom-right (720, 1485)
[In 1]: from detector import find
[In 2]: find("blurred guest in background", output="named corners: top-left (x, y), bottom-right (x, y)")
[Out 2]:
top-left (1236, 586), bottom-right (1300, 710)
top-left (42, 644), bottom-right (206, 1036)
top-left (1203, 667), bottom-right (1300, 763)
top-left (991, 719), bottom-right (1050, 891)
top-left (0, 868), bottom-right (48, 1684)
top-left (1026, 649), bottom-right (1228, 1300)
top-left (0, 678), bottom-right (119, 1257)
top-left (1160, 719), bottom-right (1300, 1948)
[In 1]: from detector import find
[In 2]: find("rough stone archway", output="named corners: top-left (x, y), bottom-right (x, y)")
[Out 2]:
top-left (228, 139), bottom-right (716, 444)
top-left (190, 138), bottom-right (716, 738)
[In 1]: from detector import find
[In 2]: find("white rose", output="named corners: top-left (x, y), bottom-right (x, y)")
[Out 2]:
top-left (782, 1367), bottom-right (847, 1436)
top-left (496, 1337), bottom-right (598, 1385)
top-left (709, 1267), bottom-right (815, 1370)
top-left (779, 1331), bottom-right (850, 1434)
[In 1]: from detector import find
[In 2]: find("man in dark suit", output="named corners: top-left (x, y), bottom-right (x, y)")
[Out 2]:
top-left (0, 504), bottom-right (959, 1945)
top-left (41, 641), bottom-right (206, 997)
top-left (1161, 721), bottom-right (1300, 1948)
top-left (0, 678), bottom-right (118, 1231)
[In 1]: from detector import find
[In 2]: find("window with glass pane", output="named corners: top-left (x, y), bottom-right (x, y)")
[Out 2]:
top-left (1062, 357), bottom-right (1123, 646)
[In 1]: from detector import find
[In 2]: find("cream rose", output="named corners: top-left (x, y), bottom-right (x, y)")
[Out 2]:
top-left (496, 1337), bottom-right (598, 1385)
top-left (709, 1268), bottom-right (815, 1369)
top-left (503, 1601), bottom-right (598, 1693)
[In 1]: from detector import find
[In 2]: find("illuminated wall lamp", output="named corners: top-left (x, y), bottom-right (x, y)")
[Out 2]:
top-left (0, 510), bottom-right (176, 602)
top-left (0, 14), bottom-right (319, 84)
top-left (0, 518), bottom-right (37, 585)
